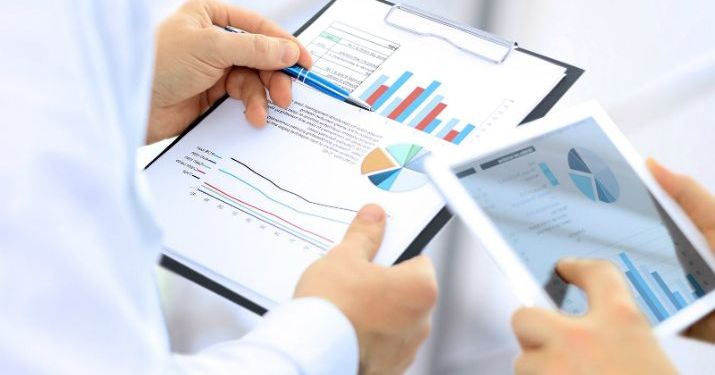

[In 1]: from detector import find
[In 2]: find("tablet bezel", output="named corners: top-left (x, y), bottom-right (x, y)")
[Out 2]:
top-left (425, 101), bottom-right (715, 335)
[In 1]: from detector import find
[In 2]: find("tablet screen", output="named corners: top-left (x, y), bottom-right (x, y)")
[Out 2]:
top-left (456, 117), bottom-right (715, 324)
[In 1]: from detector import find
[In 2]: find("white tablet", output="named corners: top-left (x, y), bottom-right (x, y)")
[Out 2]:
top-left (425, 101), bottom-right (715, 335)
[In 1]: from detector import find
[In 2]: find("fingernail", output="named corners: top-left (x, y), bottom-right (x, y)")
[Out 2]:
top-left (358, 204), bottom-right (384, 223)
top-left (281, 40), bottom-right (299, 64)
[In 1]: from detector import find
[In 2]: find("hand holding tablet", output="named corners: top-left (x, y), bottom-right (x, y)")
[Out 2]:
top-left (426, 102), bottom-right (715, 336)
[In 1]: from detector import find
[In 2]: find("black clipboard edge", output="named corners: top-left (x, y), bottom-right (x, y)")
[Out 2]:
top-left (161, 255), bottom-right (269, 315)
top-left (395, 49), bottom-right (583, 265)
top-left (517, 47), bottom-right (585, 124)
top-left (148, 0), bottom-right (583, 314)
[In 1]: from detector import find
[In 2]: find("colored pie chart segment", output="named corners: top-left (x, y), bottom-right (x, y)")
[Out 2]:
top-left (362, 144), bottom-right (430, 192)
top-left (567, 147), bottom-right (620, 203)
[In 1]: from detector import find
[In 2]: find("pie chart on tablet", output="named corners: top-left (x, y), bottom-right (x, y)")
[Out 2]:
top-left (567, 147), bottom-right (620, 203)
top-left (361, 144), bottom-right (430, 192)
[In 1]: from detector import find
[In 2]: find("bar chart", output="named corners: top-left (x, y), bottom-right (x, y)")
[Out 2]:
top-left (360, 71), bottom-right (476, 145)
top-left (617, 252), bottom-right (705, 322)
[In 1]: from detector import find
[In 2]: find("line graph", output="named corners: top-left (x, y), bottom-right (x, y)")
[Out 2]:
top-left (201, 182), bottom-right (335, 249)
top-left (196, 188), bottom-right (330, 251)
top-left (230, 157), bottom-right (358, 214)
top-left (218, 168), bottom-right (350, 225)
top-left (179, 147), bottom-right (361, 254)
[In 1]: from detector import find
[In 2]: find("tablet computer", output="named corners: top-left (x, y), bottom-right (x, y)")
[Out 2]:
top-left (425, 101), bottom-right (715, 335)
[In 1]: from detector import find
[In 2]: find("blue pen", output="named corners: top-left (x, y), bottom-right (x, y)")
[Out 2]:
top-left (223, 25), bottom-right (373, 111)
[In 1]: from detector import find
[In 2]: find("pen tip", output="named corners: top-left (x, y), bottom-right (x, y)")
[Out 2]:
top-left (346, 96), bottom-right (373, 112)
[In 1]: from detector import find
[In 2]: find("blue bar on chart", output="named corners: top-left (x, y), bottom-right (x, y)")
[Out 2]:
top-left (651, 271), bottom-right (686, 310)
top-left (359, 70), bottom-right (478, 145)
top-left (687, 274), bottom-right (706, 298)
top-left (372, 71), bottom-right (413, 110)
top-left (538, 162), bottom-right (560, 186)
top-left (423, 119), bottom-right (442, 134)
top-left (408, 95), bottom-right (444, 128)
top-left (437, 118), bottom-right (459, 138)
top-left (380, 97), bottom-right (403, 116)
top-left (618, 252), bottom-right (670, 321)
top-left (360, 74), bottom-right (388, 101)
top-left (452, 124), bottom-right (476, 145)
top-left (395, 81), bottom-right (442, 123)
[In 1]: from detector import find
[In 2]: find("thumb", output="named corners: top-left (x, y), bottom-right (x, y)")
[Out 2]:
top-left (556, 258), bottom-right (635, 312)
top-left (332, 204), bottom-right (386, 261)
top-left (208, 28), bottom-right (300, 70)
top-left (648, 158), bottom-right (715, 246)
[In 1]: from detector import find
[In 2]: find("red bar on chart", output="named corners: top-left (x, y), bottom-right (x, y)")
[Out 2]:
top-left (416, 103), bottom-right (447, 130)
top-left (444, 129), bottom-right (459, 142)
top-left (367, 85), bottom-right (389, 106)
top-left (388, 87), bottom-right (424, 120)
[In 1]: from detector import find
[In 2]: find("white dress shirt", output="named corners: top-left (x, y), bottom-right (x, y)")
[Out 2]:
top-left (0, 1), bottom-right (357, 374)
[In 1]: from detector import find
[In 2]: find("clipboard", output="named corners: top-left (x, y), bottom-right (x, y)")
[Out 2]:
top-left (153, 0), bottom-right (584, 315)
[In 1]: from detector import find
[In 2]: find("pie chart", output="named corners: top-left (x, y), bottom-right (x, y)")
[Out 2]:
top-left (567, 147), bottom-right (619, 203)
top-left (361, 144), bottom-right (430, 192)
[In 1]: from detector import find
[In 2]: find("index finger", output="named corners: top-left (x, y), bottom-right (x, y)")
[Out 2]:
top-left (511, 307), bottom-right (564, 349)
top-left (203, 0), bottom-right (313, 68)
top-left (556, 258), bottom-right (635, 312)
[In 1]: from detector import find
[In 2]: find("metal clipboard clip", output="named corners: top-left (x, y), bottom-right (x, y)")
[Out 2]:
top-left (384, 3), bottom-right (516, 64)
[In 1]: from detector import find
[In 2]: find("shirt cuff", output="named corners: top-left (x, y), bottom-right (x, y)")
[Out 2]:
top-left (241, 297), bottom-right (359, 375)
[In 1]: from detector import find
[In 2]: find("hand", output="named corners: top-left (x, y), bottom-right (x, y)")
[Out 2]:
top-left (648, 158), bottom-right (715, 342)
top-left (511, 259), bottom-right (677, 375)
top-left (147, 0), bottom-right (312, 144)
top-left (295, 204), bottom-right (438, 375)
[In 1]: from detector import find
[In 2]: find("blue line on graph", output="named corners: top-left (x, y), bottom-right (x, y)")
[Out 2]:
top-left (218, 168), bottom-right (350, 225)
top-left (198, 188), bottom-right (330, 250)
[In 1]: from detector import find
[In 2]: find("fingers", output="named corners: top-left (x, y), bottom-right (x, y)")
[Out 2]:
top-left (556, 259), bottom-right (634, 312)
top-left (390, 255), bottom-right (439, 309)
top-left (259, 70), bottom-right (293, 108)
top-left (226, 68), bottom-right (268, 127)
top-left (203, 0), bottom-right (312, 68)
top-left (207, 28), bottom-right (301, 70)
top-left (511, 307), bottom-right (563, 349)
top-left (333, 204), bottom-right (386, 261)
top-left (648, 158), bottom-right (715, 245)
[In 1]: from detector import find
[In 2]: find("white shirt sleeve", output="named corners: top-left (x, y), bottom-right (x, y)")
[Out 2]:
top-left (169, 298), bottom-right (358, 375)
top-left (0, 2), bottom-right (358, 375)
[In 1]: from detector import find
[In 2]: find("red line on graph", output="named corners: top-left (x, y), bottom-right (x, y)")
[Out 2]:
top-left (388, 87), bottom-right (424, 120)
top-left (416, 103), bottom-right (447, 130)
top-left (366, 85), bottom-right (389, 106)
top-left (444, 129), bottom-right (459, 142)
top-left (203, 182), bottom-right (336, 244)
top-left (196, 169), bottom-right (206, 174)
